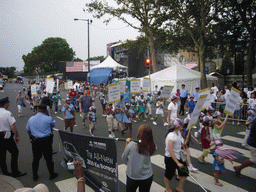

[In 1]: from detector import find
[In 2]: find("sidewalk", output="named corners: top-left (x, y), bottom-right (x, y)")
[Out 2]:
top-left (0, 175), bottom-right (24, 192)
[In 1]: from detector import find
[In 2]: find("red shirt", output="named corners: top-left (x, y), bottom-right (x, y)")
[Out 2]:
top-left (69, 91), bottom-right (77, 98)
top-left (176, 92), bottom-right (180, 100)
top-left (201, 126), bottom-right (211, 149)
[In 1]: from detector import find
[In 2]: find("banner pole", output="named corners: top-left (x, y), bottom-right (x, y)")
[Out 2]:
top-left (115, 138), bottom-right (142, 143)
top-left (220, 114), bottom-right (228, 135)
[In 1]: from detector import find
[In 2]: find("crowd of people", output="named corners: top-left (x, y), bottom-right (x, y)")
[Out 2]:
top-left (1, 79), bottom-right (256, 192)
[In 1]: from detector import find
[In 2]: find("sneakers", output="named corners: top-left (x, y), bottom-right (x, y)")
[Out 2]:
top-left (49, 173), bottom-right (58, 180)
top-left (198, 157), bottom-right (206, 164)
top-left (133, 120), bottom-right (137, 123)
top-left (111, 132), bottom-right (115, 138)
top-left (153, 121), bottom-right (157, 125)
top-left (109, 134), bottom-right (114, 138)
top-left (192, 126), bottom-right (197, 129)
top-left (83, 123), bottom-right (86, 128)
top-left (150, 117), bottom-right (154, 120)
top-left (164, 122), bottom-right (168, 126)
top-left (55, 112), bottom-right (57, 114)
top-left (232, 122), bottom-right (235, 125)
top-left (189, 167), bottom-right (198, 172)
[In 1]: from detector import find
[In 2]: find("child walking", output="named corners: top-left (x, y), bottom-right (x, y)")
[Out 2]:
top-left (138, 94), bottom-right (146, 121)
top-left (122, 103), bottom-right (135, 137)
top-left (88, 106), bottom-right (97, 136)
top-left (145, 92), bottom-right (153, 120)
top-left (153, 97), bottom-right (168, 126)
top-left (62, 98), bottom-right (76, 132)
top-left (212, 111), bottom-right (227, 140)
top-left (106, 103), bottom-right (117, 138)
top-left (213, 139), bottom-right (233, 186)
top-left (198, 116), bottom-right (212, 163)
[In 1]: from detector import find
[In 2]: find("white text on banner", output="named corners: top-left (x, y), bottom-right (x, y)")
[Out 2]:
top-left (108, 83), bottom-right (120, 104)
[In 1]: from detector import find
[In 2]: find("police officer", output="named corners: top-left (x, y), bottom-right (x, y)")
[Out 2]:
top-left (0, 97), bottom-right (26, 177)
top-left (26, 104), bottom-right (58, 181)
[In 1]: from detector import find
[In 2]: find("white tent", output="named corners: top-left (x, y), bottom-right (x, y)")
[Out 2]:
top-left (91, 55), bottom-right (128, 70)
top-left (143, 63), bottom-right (218, 94)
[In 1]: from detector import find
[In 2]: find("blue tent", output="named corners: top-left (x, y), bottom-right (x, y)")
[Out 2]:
top-left (89, 68), bottom-right (113, 86)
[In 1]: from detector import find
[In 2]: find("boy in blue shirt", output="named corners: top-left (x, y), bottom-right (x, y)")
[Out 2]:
top-left (187, 96), bottom-right (196, 116)
top-left (62, 98), bottom-right (76, 132)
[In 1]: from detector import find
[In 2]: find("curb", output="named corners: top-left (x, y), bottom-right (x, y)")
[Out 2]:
top-left (0, 175), bottom-right (24, 192)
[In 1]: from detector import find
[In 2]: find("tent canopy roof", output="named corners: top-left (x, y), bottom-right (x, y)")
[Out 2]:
top-left (92, 56), bottom-right (128, 70)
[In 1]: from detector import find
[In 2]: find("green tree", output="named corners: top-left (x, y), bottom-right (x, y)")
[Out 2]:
top-left (220, 53), bottom-right (233, 76)
top-left (86, 0), bottom-right (161, 73)
top-left (0, 67), bottom-right (16, 78)
top-left (22, 37), bottom-right (75, 74)
top-left (89, 56), bottom-right (106, 62)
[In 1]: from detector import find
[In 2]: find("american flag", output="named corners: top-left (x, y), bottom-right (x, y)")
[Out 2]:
top-left (215, 146), bottom-right (243, 160)
top-left (66, 61), bottom-right (83, 72)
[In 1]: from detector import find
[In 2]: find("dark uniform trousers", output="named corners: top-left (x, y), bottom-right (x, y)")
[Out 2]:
top-left (31, 135), bottom-right (54, 176)
top-left (179, 97), bottom-right (187, 115)
top-left (0, 132), bottom-right (19, 174)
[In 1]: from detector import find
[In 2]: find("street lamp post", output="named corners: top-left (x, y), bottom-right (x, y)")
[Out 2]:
top-left (74, 18), bottom-right (92, 84)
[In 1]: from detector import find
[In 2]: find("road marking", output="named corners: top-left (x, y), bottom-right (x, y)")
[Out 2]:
top-left (55, 177), bottom-right (94, 192)
top-left (222, 135), bottom-right (244, 144)
top-left (118, 164), bottom-right (165, 191)
top-left (238, 131), bottom-right (246, 136)
top-left (151, 154), bottom-right (248, 192)
top-left (57, 116), bottom-right (63, 120)
top-left (189, 148), bottom-right (256, 180)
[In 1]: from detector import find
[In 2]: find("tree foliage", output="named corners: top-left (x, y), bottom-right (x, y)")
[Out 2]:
top-left (86, 0), bottom-right (161, 72)
top-left (22, 37), bottom-right (75, 75)
top-left (89, 56), bottom-right (106, 62)
top-left (0, 67), bottom-right (16, 78)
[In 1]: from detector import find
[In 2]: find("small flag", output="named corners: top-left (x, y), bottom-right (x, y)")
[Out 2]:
top-left (215, 146), bottom-right (243, 160)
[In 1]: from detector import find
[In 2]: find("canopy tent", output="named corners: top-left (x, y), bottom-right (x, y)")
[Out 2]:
top-left (89, 56), bottom-right (128, 86)
top-left (91, 56), bottom-right (128, 70)
top-left (143, 62), bottom-right (218, 94)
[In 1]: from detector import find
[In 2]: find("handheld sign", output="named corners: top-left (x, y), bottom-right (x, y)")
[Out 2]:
top-left (199, 88), bottom-right (211, 110)
top-left (142, 78), bottom-right (150, 92)
top-left (67, 80), bottom-right (73, 90)
top-left (108, 83), bottom-right (120, 104)
top-left (160, 86), bottom-right (174, 99)
top-left (119, 79), bottom-right (126, 94)
top-left (130, 79), bottom-right (141, 94)
top-left (45, 78), bottom-right (54, 93)
top-left (31, 84), bottom-right (37, 96)
top-left (187, 94), bottom-right (208, 130)
top-left (224, 87), bottom-right (241, 116)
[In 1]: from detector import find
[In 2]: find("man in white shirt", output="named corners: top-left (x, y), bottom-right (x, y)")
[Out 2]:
top-left (167, 94), bottom-right (180, 127)
top-left (211, 83), bottom-right (219, 96)
top-left (224, 85), bottom-right (230, 101)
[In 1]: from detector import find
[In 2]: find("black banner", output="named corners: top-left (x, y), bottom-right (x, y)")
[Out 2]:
top-left (58, 130), bottom-right (118, 192)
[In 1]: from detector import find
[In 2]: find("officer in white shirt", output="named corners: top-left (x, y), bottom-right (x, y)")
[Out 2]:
top-left (0, 97), bottom-right (26, 177)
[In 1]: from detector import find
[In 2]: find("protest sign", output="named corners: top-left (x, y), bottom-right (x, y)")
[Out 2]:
top-left (56, 79), bottom-right (59, 91)
top-left (67, 80), bottom-right (73, 89)
top-left (187, 94), bottom-right (208, 130)
top-left (160, 86), bottom-right (174, 99)
top-left (108, 83), bottom-right (120, 104)
top-left (58, 130), bottom-right (118, 192)
top-left (119, 79), bottom-right (126, 94)
top-left (64, 82), bottom-right (68, 90)
top-left (224, 87), bottom-right (241, 116)
top-left (142, 78), bottom-right (150, 92)
top-left (199, 88), bottom-right (211, 110)
top-left (130, 79), bottom-right (140, 94)
top-left (45, 78), bottom-right (54, 93)
top-left (31, 84), bottom-right (37, 96)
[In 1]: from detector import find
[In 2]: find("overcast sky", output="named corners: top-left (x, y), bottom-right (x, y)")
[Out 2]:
top-left (0, 0), bottom-right (140, 71)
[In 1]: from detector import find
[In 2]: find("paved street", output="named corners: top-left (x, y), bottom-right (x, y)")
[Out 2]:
top-left (1, 82), bottom-right (256, 192)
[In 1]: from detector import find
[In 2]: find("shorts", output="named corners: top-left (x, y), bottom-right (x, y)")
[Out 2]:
top-left (81, 112), bottom-right (88, 120)
top-left (106, 117), bottom-right (118, 132)
top-left (89, 122), bottom-right (96, 131)
top-left (234, 110), bottom-right (241, 118)
top-left (203, 148), bottom-right (210, 157)
top-left (17, 105), bottom-right (23, 113)
top-left (164, 156), bottom-right (188, 180)
top-left (65, 118), bottom-right (75, 127)
top-left (212, 133), bottom-right (221, 140)
top-left (248, 145), bottom-right (256, 164)
top-left (156, 113), bottom-right (164, 118)
top-left (116, 113), bottom-right (124, 122)
top-left (145, 105), bottom-right (152, 115)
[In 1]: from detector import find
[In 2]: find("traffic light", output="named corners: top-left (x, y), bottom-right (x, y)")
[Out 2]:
top-left (146, 58), bottom-right (151, 69)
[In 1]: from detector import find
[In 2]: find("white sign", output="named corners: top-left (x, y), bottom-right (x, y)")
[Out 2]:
top-left (119, 79), bottom-right (126, 94)
top-left (199, 88), bottom-right (211, 110)
top-left (187, 94), bottom-right (208, 130)
top-left (67, 80), bottom-right (73, 89)
top-left (142, 78), bottom-right (150, 92)
top-left (108, 83), bottom-right (120, 104)
top-left (160, 86), bottom-right (174, 99)
top-left (45, 78), bottom-right (54, 93)
top-left (31, 84), bottom-right (37, 96)
top-left (56, 79), bottom-right (59, 91)
top-left (65, 82), bottom-right (68, 90)
top-left (224, 87), bottom-right (241, 116)
top-left (130, 79), bottom-right (141, 94)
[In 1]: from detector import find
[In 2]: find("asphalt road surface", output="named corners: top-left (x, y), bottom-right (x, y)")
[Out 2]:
top-left (1, 82), bottom-right (256, 192)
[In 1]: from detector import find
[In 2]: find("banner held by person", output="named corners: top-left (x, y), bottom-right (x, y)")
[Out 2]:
top-left (130, 79), bottom-right (140, 94)
top-left (199, 88), bottom-right (211, 110)
top-left (58, 130), bottom-right (118, 192)
top-left (142, 78), bottom-right (150, 92)
top-left (67, 80), bottom-right (73, 90)
top-left (45, 78), bottom-right (54, 93)
top-left (108, 83), bottom-right (120, 104)
top-left (31, 84), bottom-right (37, 96)
top-left (160, 85), bottom-right (174, 99)
top-left (224, 87), bottom-right (241, 116)
top-left (119, 79), bottom-right (126, 94)
top-left (187, 94), bottom-right (208, 130)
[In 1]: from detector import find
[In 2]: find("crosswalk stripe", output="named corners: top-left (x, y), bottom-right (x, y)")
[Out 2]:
top-left (189, 148), bottom-right (256, 180)
top-left (222, 144), bottom-right (250, 158)
top-left (151, 155), bottom-right (248, 192)
top-left (118, 164), bottom-right (165, 191)
top-left (222, 135), bottom-right (244, 144)
top-left (55, 177), bottom-right (94, 192)
top-left (238, 131), bottom-right (246, 136)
